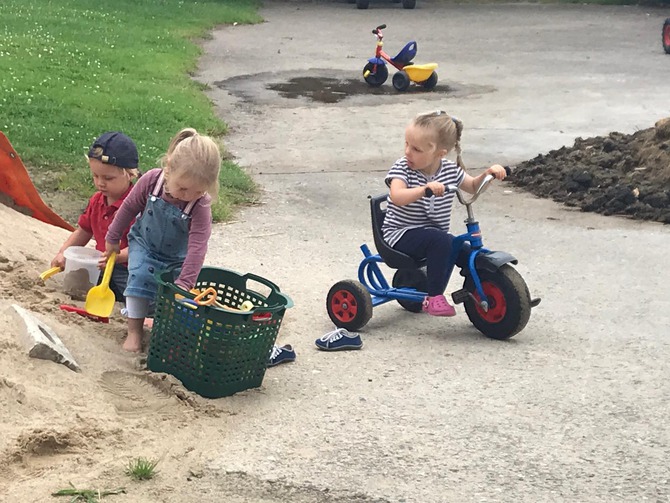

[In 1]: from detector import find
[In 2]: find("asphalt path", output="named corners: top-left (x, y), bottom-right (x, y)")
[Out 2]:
top-left (194, 2), bottom-right (670, 501)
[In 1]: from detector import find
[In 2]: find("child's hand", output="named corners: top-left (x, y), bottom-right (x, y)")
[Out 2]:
top-left (51, 253), bottom-right (65, 269)
top-left (425, 181), bottom-right (445, 197)
top-left (97, 254), bottom-right (115, 269)
top-left (102, 242), bottom-right (121, 267)
top-left (486, 164), bottom-right (507, 180)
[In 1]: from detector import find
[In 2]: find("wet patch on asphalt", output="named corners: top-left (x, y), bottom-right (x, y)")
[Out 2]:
top-left (213, 69), bottom-right (494, 106)
top-left (267, 76), bottom-right (450, 103)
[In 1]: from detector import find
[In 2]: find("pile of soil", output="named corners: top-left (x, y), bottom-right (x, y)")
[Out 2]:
top-left (509, 118), bottom-right (670, 224)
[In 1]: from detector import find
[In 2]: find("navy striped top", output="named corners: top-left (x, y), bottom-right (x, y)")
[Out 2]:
top-left (382, 157), bottom-right (465, 246)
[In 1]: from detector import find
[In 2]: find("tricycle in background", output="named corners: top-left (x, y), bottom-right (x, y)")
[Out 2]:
top-left (363, 24), bottom-right (438, 92)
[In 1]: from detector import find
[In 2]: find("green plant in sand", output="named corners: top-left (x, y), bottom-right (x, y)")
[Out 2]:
top-left (52, 483), bottom-right (125, 502)
top-left (124, 456), bottom-right (159, 481)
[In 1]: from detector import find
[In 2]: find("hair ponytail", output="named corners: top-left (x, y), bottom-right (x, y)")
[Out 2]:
top-left (452, 117), bottom-right (465, 170)
top-left (165, 128), bottom-right (198, 158)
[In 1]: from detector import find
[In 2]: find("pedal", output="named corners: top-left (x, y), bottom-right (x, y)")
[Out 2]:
top-left (451, 288), bottom-right (469, 305)
top-left (530, 297), bottom-right (542, 308)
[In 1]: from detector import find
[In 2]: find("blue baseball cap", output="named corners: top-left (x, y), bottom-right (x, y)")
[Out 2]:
top-left (88, 131), bottom-right (139, 169)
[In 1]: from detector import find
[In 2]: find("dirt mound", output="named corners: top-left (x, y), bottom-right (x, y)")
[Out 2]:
top-left (508, 118), bottom-right (670, 224)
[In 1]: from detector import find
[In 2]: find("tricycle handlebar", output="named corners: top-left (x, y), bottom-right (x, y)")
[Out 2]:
top-left (424, 173), bottom-right (495, 205)
top-left (372, 24), bottom-right (386, 35)
top-left (447, 174), bottom-right (495, 206)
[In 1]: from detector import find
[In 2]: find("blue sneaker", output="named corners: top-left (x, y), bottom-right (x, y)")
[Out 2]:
top-left (268, 344), bottom-right (296, 367)
top-left (315, 328), bottom-right (363, 351)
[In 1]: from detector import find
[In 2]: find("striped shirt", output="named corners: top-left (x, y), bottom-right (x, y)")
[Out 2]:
top-left (382, 157), bottom-right (465, 247)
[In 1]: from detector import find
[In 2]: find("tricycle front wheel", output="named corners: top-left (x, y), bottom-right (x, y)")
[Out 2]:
top-left (327, 280), bottom-right (373, 331)
top-left (463, 265), bottom-right (531, 340)
top-left (363, 63), bottom-right (388, 87)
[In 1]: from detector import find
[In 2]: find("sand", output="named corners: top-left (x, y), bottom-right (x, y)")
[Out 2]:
top-left (0, 202), bottom-right (236, 502)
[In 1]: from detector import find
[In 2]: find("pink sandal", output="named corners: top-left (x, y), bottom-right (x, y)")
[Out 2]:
top-left (422, 295), bottom-right (456, 317)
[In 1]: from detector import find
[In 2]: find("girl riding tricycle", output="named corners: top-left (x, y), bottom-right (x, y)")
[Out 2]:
top-left (326, 111), bottom-right (540, 340)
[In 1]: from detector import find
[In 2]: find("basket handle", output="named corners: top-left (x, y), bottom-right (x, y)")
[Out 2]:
top-left (243, 272), bottom-right (282, 293)
top-left (242, 273), bottom-right (294, 310)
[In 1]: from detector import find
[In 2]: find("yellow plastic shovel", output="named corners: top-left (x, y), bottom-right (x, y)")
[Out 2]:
top-left (39, 266), bottom-right (62, 281)
top-left (85, 252), bottom-right (117, 318)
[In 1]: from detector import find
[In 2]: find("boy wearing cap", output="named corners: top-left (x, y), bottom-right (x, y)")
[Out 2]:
top-left (51, 131), bottom-right (140, 302)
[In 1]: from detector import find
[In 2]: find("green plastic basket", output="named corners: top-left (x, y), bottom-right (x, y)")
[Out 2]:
top-left (146, 267), bottom-right (293, 398)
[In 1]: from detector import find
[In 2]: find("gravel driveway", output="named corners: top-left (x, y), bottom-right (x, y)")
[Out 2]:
top-left (194, 2), bottom-right (670, 501)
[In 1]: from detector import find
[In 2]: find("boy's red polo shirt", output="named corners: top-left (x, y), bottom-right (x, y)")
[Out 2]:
top-left (78, 185), bottom-right (133, 253)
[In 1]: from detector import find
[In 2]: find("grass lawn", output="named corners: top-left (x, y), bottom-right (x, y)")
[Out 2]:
top-left (0, 0), bottom-right (261, 222)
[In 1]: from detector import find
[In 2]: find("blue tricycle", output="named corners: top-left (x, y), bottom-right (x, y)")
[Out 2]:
top-left (326, 174), bottom-right (541, 340)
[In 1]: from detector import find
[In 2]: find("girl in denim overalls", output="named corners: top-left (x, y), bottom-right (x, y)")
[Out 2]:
top-left (105, 128), bottom-right (221, 352)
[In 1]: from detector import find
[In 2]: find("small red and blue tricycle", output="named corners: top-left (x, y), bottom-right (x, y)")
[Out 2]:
top-left (363, 24), bottom-right (438, 92)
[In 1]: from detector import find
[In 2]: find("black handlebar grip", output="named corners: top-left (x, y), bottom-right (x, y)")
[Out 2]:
top-left (424, 187), bottom-right (434, 197)
top-left (504, 166), bottom-right (513, 177)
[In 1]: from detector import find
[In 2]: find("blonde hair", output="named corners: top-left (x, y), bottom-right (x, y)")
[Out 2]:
top-left (161, 128), bottom-right (221, 199)
top-left (413, 110), bottom-right (466, 170)
top-left (87, 147), bottom-right (139, 180)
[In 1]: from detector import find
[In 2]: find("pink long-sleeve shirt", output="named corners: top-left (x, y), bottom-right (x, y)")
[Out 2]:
top-left (106, 168), bottom-right (212, 290)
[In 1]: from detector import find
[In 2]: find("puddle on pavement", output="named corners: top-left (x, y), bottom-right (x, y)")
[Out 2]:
top-left (267, 76), bottom-right (451, 103)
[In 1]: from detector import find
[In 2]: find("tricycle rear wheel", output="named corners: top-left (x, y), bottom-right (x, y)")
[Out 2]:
top-left (327, 280), bottom-right (373, 331)
top-left (363, 63), bottom-right (388, 87)
top-left (392, 71), bottom-right (410, 91)
top-left (392, 268), bottom-right (427, 313)
top-left (421, 71), bottom-right (438, 90)
top-left (463, 265), bottom-right (531, 340)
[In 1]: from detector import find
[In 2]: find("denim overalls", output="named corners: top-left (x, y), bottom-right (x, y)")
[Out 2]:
top-left (124, 172), bottom-right (198, 300)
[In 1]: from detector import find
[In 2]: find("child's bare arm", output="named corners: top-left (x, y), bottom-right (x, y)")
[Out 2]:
top-left (51, 227), bottom-right (93, 268)
top-left (389, 178), bottom-right (443, 205)
top-left (460, 164), bottom-right (507, 194)
top-left (97, 246), bottom-right (128, 268)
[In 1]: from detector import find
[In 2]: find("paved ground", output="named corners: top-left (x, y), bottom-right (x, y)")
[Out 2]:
top-left (194, 2), bottom-right (670, 502)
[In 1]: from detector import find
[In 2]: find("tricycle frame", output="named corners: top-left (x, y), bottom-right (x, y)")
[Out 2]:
top-left (357, 219), bottom-right (491, 310)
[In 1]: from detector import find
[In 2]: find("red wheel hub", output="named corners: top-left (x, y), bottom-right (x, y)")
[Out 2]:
top-left (330, 290), bottom-right (359, 323)
top-left (474, 281), bottom-right (507, 323)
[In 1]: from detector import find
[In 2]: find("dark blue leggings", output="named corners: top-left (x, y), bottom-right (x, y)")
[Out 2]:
top-left (393, 228), bottom-right (453, 296)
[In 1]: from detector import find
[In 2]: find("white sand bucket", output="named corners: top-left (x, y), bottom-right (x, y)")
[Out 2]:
top-left (63, 246), bottom-right (102, 298)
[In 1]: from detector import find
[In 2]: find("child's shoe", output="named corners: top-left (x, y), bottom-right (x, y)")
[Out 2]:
top-left (315, 328), bottom-right (363, 351)
top-left (422, 295), bottom-right (456, 317)
top-left (268, 344), bottom-right (296, 367)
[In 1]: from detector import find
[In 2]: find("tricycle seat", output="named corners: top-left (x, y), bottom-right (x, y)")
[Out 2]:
top-left (369, 194), bottom-right (425, 270)
top-left (391, 41), bottom-right (417, 66)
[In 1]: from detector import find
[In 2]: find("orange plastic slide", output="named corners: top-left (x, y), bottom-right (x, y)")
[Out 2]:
top-left (0, 131), bottom-right (74, 231)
